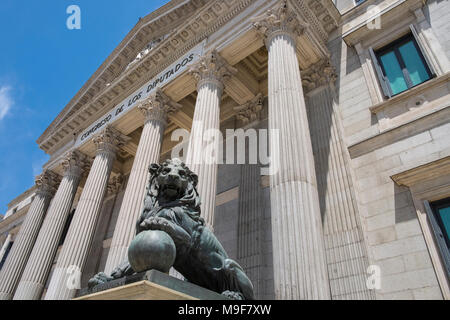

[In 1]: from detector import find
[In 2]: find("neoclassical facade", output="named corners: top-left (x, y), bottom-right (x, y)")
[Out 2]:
top-left (1, 0), bottom-right (449, 300)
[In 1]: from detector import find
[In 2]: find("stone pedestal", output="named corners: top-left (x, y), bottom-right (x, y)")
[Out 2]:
top-left (76, 270), bottom-right (227, 300)
top-left (75, 281), bottom-right (197, 300)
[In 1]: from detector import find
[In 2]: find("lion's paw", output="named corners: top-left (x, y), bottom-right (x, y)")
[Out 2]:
top-left (221, 290), bottom-right (245, 300)
top-left (88, 272), bottom-right (113, 289)
top-left (140, 217), bottom-right (176, 235)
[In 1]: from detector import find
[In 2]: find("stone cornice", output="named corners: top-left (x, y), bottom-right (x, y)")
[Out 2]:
top-left (38, 0), bottom-right (255, 156)
top-left (38, 0), bottom-right (340, 156)
top-left (37, 0), bottom-right (208, 147)
top-left (392, 156), bottom-right (450, 187)
top-left (138, 88), bottom-right (182, 125)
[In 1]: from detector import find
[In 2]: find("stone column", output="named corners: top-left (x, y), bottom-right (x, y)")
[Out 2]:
top-left (44, 126), bottom-right (127, 300)
top-left (252, 1), bottom-right (330, 299)
top-left (0, 234), bottom-right (13, 265)
top-left (104, 89), bottom-right (181, 274)
top-left (13, 151), bottom-right (88, 300)
top-left (303, 61), bottom-right (375, 300)
top-left (0, 170), bottom-right (59, 300)
top-left (186, 51), bottom-right (236, 229)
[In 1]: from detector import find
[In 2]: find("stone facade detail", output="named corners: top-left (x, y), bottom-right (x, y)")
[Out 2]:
top-left (0, 170), bottom-right (60, 300)
top-left (234, 93), bottom-right (263, 125)
top-left (302, 59), bottom-right (337, 93)
top-left (251, 0), bottom-right (308, 47)
top-left (188, 50), bottom-right (237, 90)
top-left (138, 88), bottom-right (182, 125)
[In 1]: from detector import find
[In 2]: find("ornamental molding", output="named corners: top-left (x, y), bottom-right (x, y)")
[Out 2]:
top-left (234, 93), bottom-right (264, 124)
top-left (301, 58), bottom-right (337, 93)
top-left (93, 126), bottom-right (131, 156)
top-left (138, 88), bottom-right (182, 124)
top-left (251, 0), bottom-right (309, 46)
top-left (38, 0), bottom-right (339, 155)
top-left (35, 170), bottom-right (60, 197)
top-left (188, 50), bottom-right (237, 90)
top-left (61, 150), bottom-right (90, 179)
top-left (107, 174), bottom-right (124, 196)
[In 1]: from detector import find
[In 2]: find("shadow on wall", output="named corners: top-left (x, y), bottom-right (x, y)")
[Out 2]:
top-left (394, 184), bottom-right (417, 224)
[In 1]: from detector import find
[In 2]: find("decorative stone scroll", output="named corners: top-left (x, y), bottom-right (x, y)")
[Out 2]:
top-left (234, 93), bottom-right (264, 124)
top-left (138, 88), bottom-right (182, 125)
top-left (251, 0), bottom-right (309, 47)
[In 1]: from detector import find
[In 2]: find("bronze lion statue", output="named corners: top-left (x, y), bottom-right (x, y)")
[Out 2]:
top-left (89, 158), bottom-right (254, 300)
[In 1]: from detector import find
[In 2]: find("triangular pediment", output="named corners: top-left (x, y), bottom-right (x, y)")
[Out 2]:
top-left (37, 0), bottom-right (209, 149)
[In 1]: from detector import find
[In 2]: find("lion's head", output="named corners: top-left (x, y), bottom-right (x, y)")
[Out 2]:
top-left (145, 159), bottom-right (203, 223)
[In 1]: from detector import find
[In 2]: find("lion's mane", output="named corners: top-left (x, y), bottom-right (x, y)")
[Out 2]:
top-left (143, 158), bottom-right (204, 225)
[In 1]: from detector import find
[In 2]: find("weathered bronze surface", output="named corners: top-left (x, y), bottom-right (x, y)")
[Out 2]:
top-left (89, 159), bottom-right (254, 300)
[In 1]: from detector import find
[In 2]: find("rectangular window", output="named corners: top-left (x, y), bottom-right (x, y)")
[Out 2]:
top-left (355, 0), bottom-right (366, 5)
top-left (375, 34), bottom-right (432, 96)
top-left (424, 199), bottom-right (450, 280)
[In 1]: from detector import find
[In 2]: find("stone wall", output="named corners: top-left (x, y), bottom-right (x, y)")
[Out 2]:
top-left (328, 19), bottom-right (447, 299)
top-left (425, 0), bottom-right (450, 60)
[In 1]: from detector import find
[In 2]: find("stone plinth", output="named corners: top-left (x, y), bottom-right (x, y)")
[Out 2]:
top-left (76, 270), bottom-right (228, 300)
top-left (75, 281), bottom-right (197, 300)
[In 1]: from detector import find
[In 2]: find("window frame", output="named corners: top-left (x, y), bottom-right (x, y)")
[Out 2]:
top-left (430, 198), bottom-right (450, 249)
top-left (424, 199), bottom-right (450, 281)
top-left (374, 33), bottom-right (433, 97)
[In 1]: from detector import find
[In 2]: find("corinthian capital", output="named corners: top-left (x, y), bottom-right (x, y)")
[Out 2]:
top-left (35, 170), bottom-right (60, 197)
top-left (138, 89), bottom-right (182, 125)
top-left (188, 50), bottom-right (237, 90)
top-left (301, 59), bottom-right (337, 93)
top-left (93, 126), bottom-right (130, 156)
top-left (107, 174), bottom-right (123, 196)
top-left (61, 150), bottom-right (90, 179)
top-left (251, 0), bottom-right (308, 46)
top-left (234, 93), bottom-right (264, 125)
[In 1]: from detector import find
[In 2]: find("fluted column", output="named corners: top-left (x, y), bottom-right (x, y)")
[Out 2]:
top-left (0, 234), bottom-right (13, 265)
top-left (44, 126), bottom-right (127, 300)
top-left (252, 1), bottom-right (330, 300)
top-left (0, 171), bottom-right (59, 300)
top-left (185, 50), bottom-right (236, 229)
top-left (13, 151), bottom-right (88, 300)
top-left (104, 89), bottom-right (181, 274)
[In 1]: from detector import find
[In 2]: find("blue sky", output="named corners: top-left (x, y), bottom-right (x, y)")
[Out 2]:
top-left (0, 0), bottom-right (170, 213)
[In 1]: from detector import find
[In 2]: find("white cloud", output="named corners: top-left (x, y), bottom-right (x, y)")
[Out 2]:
top-left (0, 86), bottom-right (13, 120)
